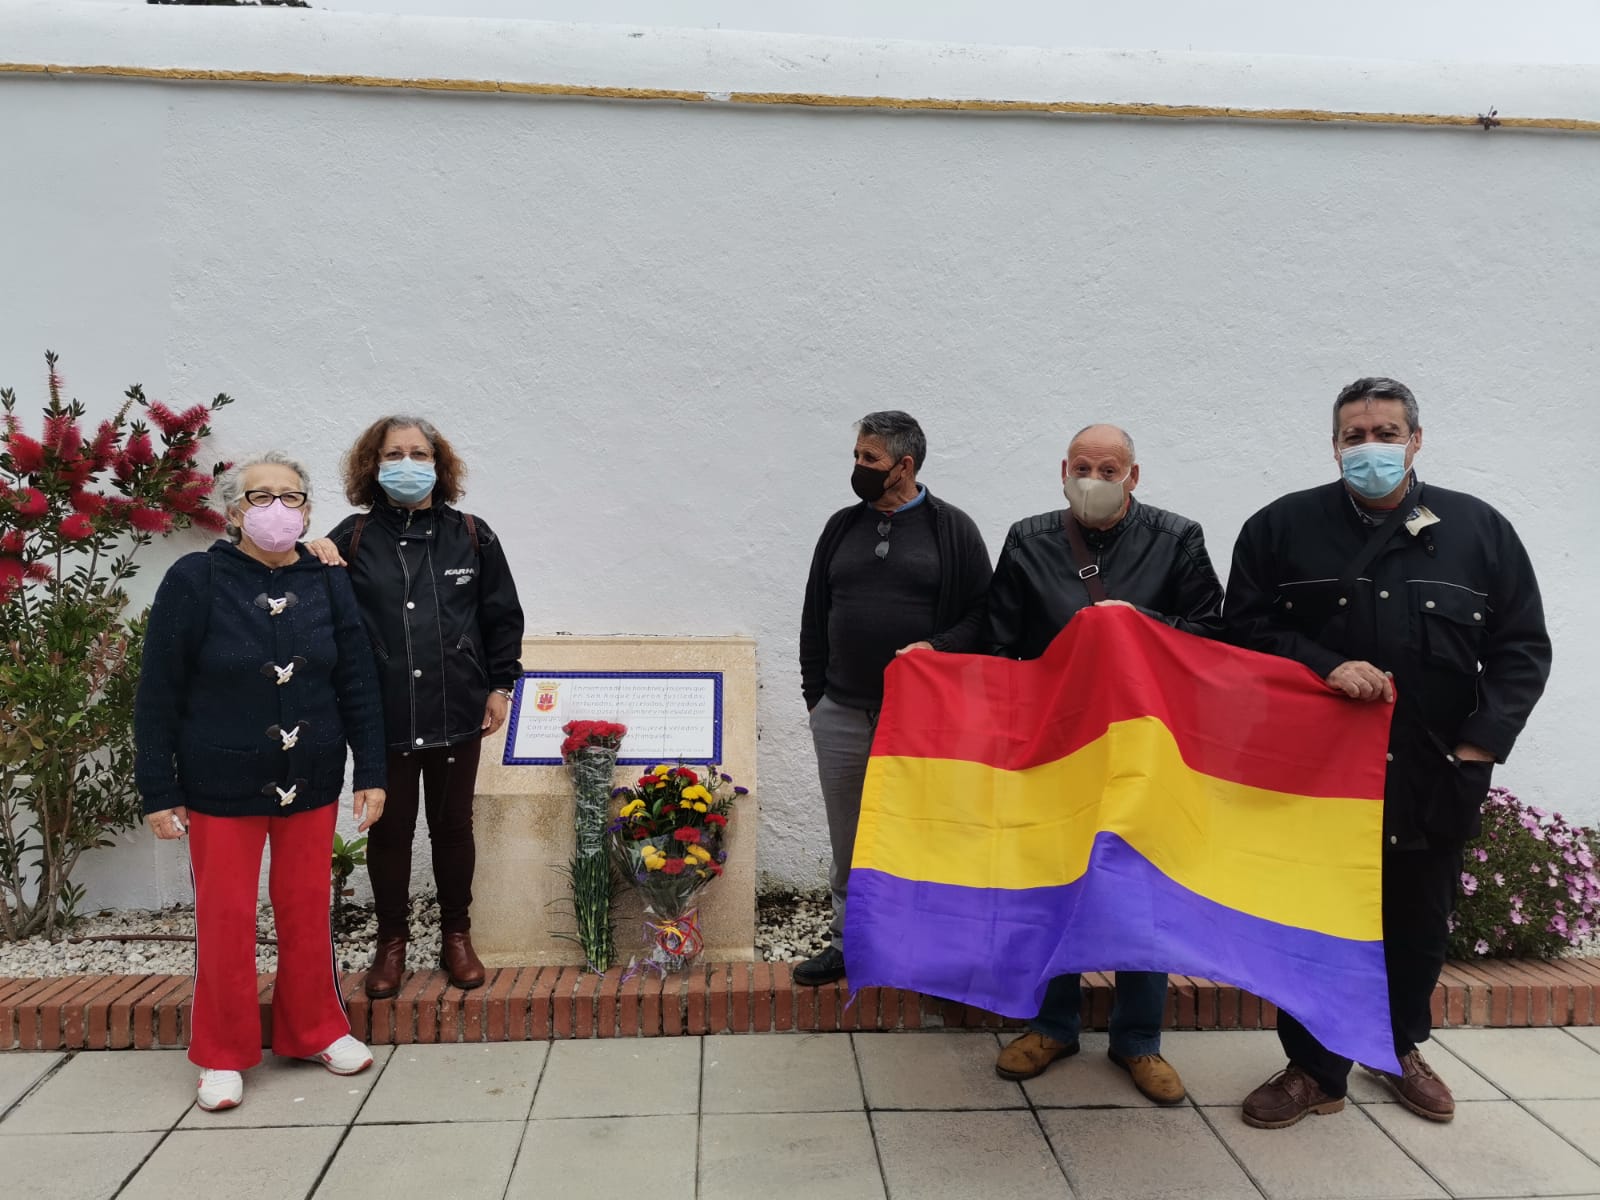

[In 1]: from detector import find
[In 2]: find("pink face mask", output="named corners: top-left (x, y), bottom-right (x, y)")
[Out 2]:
top-left (242, 500), bottom-right (305, 552)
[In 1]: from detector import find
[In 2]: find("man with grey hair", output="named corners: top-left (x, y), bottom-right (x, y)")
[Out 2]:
top-left (988, 423), bottom-right (1224, 1105)
top-left (1226, 377), bottom-right (1550, 1128)
top-left (795, 410), bottom-right (992, 986)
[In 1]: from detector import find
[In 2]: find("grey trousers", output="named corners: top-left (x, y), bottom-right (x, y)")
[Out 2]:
top-left (808, 694), bottom-right (880, 944)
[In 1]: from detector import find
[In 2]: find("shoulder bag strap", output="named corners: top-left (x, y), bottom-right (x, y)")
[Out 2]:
top-left (463, 512), bottom-right (480, 556)
top-left (1061, 512), bottom-right (1110, 604)
top-left (1337, 482), bottom-right (1424, 596)
top-left (348, 514), bottom-right (368, 562)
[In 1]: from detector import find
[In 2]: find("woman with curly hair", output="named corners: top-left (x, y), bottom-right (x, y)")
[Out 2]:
top-left (308, 417), bottom-right (524, 998)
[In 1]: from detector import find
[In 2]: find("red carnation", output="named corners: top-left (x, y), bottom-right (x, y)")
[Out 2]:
top-left (673, 828), bottom-right (701, 844)
top-left (13, 488), bottom-right (48, 518)
top-left (704, 813), bottom-right (728, 827)
top-left (675, 767), bottom-right (699, 784)
top-left (6, 432), bottom-right (46, 475)
top-left (59, 513), bottom-right (95, 541)
top-left (70, 490), bottom-right (108, 516)
top-left (24, 561), bottom-right (52, 582)
top-left (128, 506), bottom-right (173, 534)
top-left (631, 828), bottom-right (649, 840)
top-left (660, 859), bottom-right (686, 876)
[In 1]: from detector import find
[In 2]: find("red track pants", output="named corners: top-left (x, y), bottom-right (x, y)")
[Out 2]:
top-left (187, 804), bottom-right (350, 1070)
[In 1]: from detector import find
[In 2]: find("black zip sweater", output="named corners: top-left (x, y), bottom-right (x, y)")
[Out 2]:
top-left (134, 541), bottom-right (386, 817)
top-left (327, 503), bottom-right (525, 752)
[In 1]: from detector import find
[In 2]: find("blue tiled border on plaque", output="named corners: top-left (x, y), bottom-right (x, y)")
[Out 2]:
top-left (502, 670), bottom-right (724, 766)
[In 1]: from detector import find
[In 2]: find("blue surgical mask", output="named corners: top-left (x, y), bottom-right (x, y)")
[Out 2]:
top-left (377, 459), bottom-right (436, 507)
top-left (1339, 439), bottom-right (1412, 500)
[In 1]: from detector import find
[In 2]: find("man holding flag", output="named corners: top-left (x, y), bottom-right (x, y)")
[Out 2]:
top-left (987, 423), bottom-right (1225, 1103)
top-left (1225, 377), bottom-right (1551, 1128)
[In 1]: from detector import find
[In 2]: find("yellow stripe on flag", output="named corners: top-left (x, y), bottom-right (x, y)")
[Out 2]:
top-left (853, 715), bottom-right (1383, 942)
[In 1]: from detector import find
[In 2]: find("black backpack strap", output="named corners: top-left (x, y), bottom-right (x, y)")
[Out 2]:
top-left (348, 514), bottom-right (368, 562)
top-left (1061, 512), bottom-right (1110, 604)
top-left (1337, 482), bottom-right (1424, 595)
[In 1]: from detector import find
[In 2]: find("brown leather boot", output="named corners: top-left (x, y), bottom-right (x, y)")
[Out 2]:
top-left (995, 1031), bottom-right (1080, 1081)
top-left (1242, 1065), bottom-right (1346, 1129)
top-left (1365, 1050), bottom-right (1455, 1122)
top-left (364, 936), bottom-right (407, 999)
top-left (1108, 1050), bottom-right (1187, 1104)
top-left (440, 931), bottom-right (486, 990)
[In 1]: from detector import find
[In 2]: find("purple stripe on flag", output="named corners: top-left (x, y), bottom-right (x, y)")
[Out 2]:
top-left (843, 832), bottom-right (1396, 1071)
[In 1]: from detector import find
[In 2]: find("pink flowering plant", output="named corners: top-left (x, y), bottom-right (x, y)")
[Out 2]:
top-left (0, 352), bottom-right (233, 940)
top-left (1449, 787), bottom-right (1600, 959)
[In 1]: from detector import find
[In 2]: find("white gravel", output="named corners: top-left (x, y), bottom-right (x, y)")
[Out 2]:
top-left (0, 889), bottom-right (835, 977)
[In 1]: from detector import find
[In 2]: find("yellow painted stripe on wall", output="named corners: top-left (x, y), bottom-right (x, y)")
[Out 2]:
top-left (2, 62), bottom-right (1596, 135)
top-left (852, 715), bottom-right (1383, 942)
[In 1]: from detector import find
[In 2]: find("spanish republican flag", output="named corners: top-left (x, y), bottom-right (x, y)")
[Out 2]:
top-left (844, 606), bottom-right (1397, 1071)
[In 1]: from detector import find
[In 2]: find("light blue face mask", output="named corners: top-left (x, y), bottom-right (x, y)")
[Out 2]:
top-left (1339, 439), bottom-right (1412, 500)
top-left (377, 459), bottom-right (437, 507)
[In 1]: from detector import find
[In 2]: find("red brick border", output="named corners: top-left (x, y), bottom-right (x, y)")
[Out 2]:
top-left (2, 959), bottom-right (1596, 1050)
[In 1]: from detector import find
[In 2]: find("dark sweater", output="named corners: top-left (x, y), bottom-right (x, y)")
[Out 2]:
top-left (800, 489), bottom-right (993, 711)
top-left (133, 541), bottom-right (386, 817)
top-left (823, 500), bottom-right (941, 710)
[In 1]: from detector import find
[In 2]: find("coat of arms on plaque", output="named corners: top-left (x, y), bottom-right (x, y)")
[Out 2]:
top-left (533, 681), bottom-right (560, 713)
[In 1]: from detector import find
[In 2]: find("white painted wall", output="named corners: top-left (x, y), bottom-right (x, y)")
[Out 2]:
top-left (4, 3), bottom-right (1597, 911)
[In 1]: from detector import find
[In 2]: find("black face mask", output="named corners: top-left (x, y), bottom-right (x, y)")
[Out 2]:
top-left (851, 463), bottom-right (894, 502)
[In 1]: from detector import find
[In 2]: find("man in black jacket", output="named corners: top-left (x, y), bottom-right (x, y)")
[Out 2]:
top-left (1227, 377), bottom-right (1551, 1129)
top-left (990, 424), bottom-right (1224, 1105)
top-left (795, 411), bottom-right (993, 986)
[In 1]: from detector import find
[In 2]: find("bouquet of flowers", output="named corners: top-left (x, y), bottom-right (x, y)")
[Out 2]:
top-left (1449, 787), bottom-right (1599, 958)
top-left (558, 720), bottom-right (627, 971)
top-left (609, 763), bottom-right (746, 973)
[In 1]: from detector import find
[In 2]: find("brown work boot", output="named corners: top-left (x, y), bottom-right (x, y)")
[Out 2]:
top-left (1109, 1050), bottom-right (1187, 1104)
top-left (1242, 1065), bottom-right (1346, 1129)
top-left (440, 931), bottom-right (486, 990)
top-left (995, 1031), bottom-right (1080, 1081)
top-left (1364, 1049), bottom-right (1455, 1122)
top-left (364, 935), bottom-right (407, 999)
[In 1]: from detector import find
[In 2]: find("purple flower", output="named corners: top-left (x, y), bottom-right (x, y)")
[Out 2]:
top-left (715, 850), bottom-right (728, 864)
top-left (1460, 873), bottom-right (1479, 896)
top-left (1474, 939), bottom-right (1490, 955)
top-left (1493, 873), bottom-right (1505, 887)
top-left (612, 787), bottom-right (631, 798)
top-left (733, 786), bottom-right (748, 795)
top-left (1473, 847), bottom-right (1489, 863)
top-left (720, 774), bottom-right (733, 783)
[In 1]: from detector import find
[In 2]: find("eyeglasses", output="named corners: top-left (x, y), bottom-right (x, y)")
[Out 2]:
top-left (242, 490), bottom-right (309, 509)
top-left (875, 520), bottom-right (891, 560)
top-left (381, 449), bottom-right (435, 463)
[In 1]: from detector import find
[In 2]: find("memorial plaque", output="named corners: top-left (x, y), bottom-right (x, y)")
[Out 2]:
top-left (503, 670), bottom-right (722, 766)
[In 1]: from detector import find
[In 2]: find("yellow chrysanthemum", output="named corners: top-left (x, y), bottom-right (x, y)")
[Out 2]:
top-left (693, 802), bottom-right (708, 813)
top-left (652, 765), bottom-right (673, 776)
top-left (681, 785), bottom-right (712, 803)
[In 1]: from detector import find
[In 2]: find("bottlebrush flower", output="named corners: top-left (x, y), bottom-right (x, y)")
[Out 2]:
top-left (58, 458), bottom-right (94, 487)
top-left (177, 404), bottom-right (211, 434)
top-left (43, 413), bottom-right (82, 458)
top-left (14, 488), bottom-right (48, 518)
top-left (69, 490), bottom-right (108, 516)
top-left (59, 513), bottom-right (95, 541)
top-left (123, 431), bottom-right (155, 467)
top-left (6, 433), bottom-right (46, 475)
top-left (0, 530), bottom-right (23, 555)
top-left (128, 506), bottom-right (173, 534)
top-left (192, 508), bottom-right (228, 533)
top-left (0, 556), bottom-right (23, 592)
top-left (24, 561), bottom-right (52, 582)
top-left (87, 421), bottom-right (119, 470)
top-left (146, 402), bottom-right (185, 437)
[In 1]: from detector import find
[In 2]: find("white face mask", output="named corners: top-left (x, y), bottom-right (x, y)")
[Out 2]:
top-left (1063, 470), bottom-right (1131, 525)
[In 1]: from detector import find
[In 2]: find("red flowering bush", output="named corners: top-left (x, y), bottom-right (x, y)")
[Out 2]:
top-left (0, 352), bottom-right (235, 940)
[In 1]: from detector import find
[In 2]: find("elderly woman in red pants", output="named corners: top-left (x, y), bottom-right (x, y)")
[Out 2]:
top-left (136, 452), bottom-right (387, 1112)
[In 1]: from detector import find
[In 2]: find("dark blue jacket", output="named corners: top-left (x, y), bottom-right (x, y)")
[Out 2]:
top-left (134, 541), bottom-right (386, 817)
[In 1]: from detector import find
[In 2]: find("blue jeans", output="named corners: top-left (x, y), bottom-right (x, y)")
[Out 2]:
top-left (1029, 971), bottom-right (1167, 1057)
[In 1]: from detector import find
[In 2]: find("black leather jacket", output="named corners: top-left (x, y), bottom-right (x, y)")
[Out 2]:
top-left (988, 497), bottom-right (1225, 660)
top-left (328, 503), bottom-right (524, 752)
top-left (1225, 480), bottom-right (1551, 844)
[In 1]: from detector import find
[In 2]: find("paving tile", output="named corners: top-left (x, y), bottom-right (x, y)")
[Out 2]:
top-left (176, 1046), bottom-right (393, 1128)
top-left (1435, 1028), bottom-right (1600, 1099)
top-left (1527, 1100), bottom-right (1600, 1165)
top-left (1566, 1027), bottom-right (1600, 1054)
top-left (1345, 1038), bottom-right (1505, 1104)
top-left (0, 1049), bottom-right (197, 1133)
top-left (1367, 1099), bottom-right (1600, 1198)
top-left (315, 1121), bottom-right (523, 1199)
top-left (0, 1051), bottom-right (64, 1116)
top-left (120, 1126), bottom-right (342, 1200)
top-left (699, 1111), bottom-right (884, 1200)
top-left (509, 1116), bottom-right (697, 1199)
top-left (853, 1030), bottom-right (1023, 1110)
top-left (1208, 1103), bottom-right (1446, 1199)
top-left (531, 1035), bottom-right (700, 1118)
top-left (1040, 1107), bottom-right (1257, 1200)
top-left (1021, 1031), bottom-right (1161, 1108)
top-left (358, 1041), bottom-right (545, 1123)
top-left (702, 1032), bottom-right (861, 1113)
top-left (874, 1110), bottom-right (1072, 1199)
top-left (0, 1131), bottom-right (161, 1199)
top-left (1156, 1029), bottom-right (1292, 1107)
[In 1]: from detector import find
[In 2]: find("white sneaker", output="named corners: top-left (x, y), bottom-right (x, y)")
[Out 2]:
top-left (305, 1034), bottom-right (373, 1076)
top-left (196, 1068), bottom-right (243, 1112)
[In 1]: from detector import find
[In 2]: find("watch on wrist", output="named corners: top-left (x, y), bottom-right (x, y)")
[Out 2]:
top-left (494, 687), bottom-right (515, 699)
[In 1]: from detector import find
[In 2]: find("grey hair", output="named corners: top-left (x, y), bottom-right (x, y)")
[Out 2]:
top-left (1333, 377), bottom-right (1419, 436)
top-left (855, 411), bottom-right (927, 471)
top-left (1070, 424), bottom-right (1137, 464)
top-left (218, 452), bottom-right (311, 543)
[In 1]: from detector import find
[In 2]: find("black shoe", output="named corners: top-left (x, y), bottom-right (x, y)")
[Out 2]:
top-left (793, 945), bottom-right (847, 987)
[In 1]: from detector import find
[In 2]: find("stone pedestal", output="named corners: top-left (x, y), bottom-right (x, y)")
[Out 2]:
top-left (472, 636), bottom-right (758, 967)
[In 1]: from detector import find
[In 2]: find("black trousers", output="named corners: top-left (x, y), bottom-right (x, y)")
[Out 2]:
top-left (367, 735), bottom-right (483, 938)
top-left (1278, 843), bottom-right (1464, 1098)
